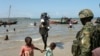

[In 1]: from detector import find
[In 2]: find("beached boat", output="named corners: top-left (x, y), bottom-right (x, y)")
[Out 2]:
top-left (3, 20), bottom-right (17, 25)
top-left (7, 5), bottom-right (17, 25)
top-left (50, 17), bottom-right (78, 24)
top-left (0, 5), bottom-right (17, 27)
top-left (0, 19), bottom-right (17, 26)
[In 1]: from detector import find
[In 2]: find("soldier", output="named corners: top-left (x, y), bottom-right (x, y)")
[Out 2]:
top-left (91, 22), bottom-right (100, 50)
top-left (72, 9), bottom-right (94, 56)
top-left (91, 17), bottom-right (100, 56)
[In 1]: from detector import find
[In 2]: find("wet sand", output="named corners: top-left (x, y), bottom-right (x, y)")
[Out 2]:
top-left (0, 31), bottom-right (76, 56)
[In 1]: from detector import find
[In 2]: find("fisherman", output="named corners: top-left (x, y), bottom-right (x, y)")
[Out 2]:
top-left (4, 35), bottom-right (9, 40)
top-left (68, 19), bottom-right (73, 28)
top-left (6, 29), bottom-right (9, 32)
top-left (72, 9), bottom-right (94, 56)
top-left (34, 22), bottom-right (37, 26)
top-left (13, 28), bottom-right (16, 32)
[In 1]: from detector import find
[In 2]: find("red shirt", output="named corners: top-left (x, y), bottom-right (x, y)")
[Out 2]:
top-left (20, 44), bottom-right (34, 56)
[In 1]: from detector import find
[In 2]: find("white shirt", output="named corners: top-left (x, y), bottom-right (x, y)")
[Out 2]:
top-left (44, 47), bottom-right (53, 56)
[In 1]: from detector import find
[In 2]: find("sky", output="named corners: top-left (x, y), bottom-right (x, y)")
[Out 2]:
top-left (0, 0), bottom-right (100, 18)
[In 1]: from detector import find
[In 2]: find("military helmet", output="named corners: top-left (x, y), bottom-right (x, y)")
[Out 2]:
top-left (79, 9), bottom-right (94, 19)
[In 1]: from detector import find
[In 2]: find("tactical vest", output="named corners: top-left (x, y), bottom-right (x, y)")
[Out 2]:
top-left (72, 22), bottom-right (94, 56)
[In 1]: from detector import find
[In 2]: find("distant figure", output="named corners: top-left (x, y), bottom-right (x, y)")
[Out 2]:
top-left (4, 25), bottom-right (6, 28)
top-left (72, 9), bottom-right (94, 56)
top-left (68, 22), bottom-right (73, 28)
top-left (6, 29), bottom-right (8, 32)
top-left (39, 12), bottom-right (50, 50)
top-left (13, 28), bottom-right (16, 32)
top-left (4, 35), bottom-right (9, 40)
top-left (20, 37), bottom-right (43, 56)
top-left (44, 42), bottom-right (56, 56)
top-left (69, 24), bottom-right (72, 28)
top-left (68, 20), bottom-right (73, 28)
top-left (3, 22), bottom-right (6, 28)
top-left (34, 22), bottom-right (37, 26)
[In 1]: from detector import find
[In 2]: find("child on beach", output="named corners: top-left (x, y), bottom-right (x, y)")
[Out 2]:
top-left (20, 37), bottom-right (43, 56)
top-left (44, 42), bottom-right (56, 56)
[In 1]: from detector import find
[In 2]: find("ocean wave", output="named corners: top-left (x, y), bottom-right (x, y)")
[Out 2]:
top-left (0, 35), bottom-right (4, 37)
top-left (33, 37), bottom-right (41, 41)
top-left (13, 37), bottom-right (41, 42)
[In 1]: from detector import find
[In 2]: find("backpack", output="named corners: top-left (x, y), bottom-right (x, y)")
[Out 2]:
top-left (91, 24), bottom-right (100, 50)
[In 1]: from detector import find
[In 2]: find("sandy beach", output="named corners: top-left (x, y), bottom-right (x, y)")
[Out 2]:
top-left (0, 29), bottom-right (76, 56)
top-left (0, 36), bottom-right (75, 56)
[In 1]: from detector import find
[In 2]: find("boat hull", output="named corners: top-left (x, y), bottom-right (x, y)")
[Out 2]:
top-left (50, 20), bottom-right (78, 24)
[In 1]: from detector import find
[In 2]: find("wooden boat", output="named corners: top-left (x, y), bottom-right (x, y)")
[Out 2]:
top-left (0, 5), bottom-right (17, 27)
top-left (3, 20), bottom-right (17, 25)
top-left (0, 19), bottom-right (17, 26)
top-left (50, 17), bottom-right (78, 24)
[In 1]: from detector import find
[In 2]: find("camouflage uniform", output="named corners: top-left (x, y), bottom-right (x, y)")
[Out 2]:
top-left (72, 9), bottom-right (94, 56)
top-left (79, 22), bottom-right (94, 56)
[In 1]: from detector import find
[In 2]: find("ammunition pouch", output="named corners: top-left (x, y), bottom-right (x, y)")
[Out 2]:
top-left (72, 40), bottom-right (80, 56)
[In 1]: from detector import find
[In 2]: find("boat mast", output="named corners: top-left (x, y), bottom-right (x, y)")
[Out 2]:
top-left (8, 5), bottom-right (11, 18)
top-left (99, 3), bottom-right (100, 8)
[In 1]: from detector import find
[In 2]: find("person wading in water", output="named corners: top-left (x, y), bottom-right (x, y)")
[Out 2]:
top-left (39, 12), bottom-right (50, 50)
